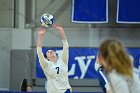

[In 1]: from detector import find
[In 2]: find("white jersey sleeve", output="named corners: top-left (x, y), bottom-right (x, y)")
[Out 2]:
top-left (37, 47), bottom-right (48, 70)
top-left (62, 39), bottom-right (69, 64)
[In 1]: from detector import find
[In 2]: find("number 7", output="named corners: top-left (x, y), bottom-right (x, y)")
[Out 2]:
top-left (55, 67), bottom-right (59, 74)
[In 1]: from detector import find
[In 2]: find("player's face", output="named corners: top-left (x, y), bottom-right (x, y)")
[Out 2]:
top-left (98, 55), bottom-right (107, 68)
top-left (46, 50), bottom-right (57, 59)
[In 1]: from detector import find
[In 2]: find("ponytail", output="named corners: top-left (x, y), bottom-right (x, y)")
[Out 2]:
top-left (100, 39), bottom-right (133, 78)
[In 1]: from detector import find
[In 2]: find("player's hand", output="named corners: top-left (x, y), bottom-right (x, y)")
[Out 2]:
top-left (38, 27), bottom-right (47, 36)
top-left (52, 23), bottom-right (63, 31)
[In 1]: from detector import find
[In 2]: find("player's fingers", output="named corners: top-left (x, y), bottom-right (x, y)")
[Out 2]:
top-left (59, 24), bottom-right (62, 27)
top-left (52, 24), bottom-right (55, 27)
top-left (52, 23), bottom-right (57, 28)
top-left (38, 27), bottom-right (46, 32)
top-left (53, 23), bottom-right (60, 27)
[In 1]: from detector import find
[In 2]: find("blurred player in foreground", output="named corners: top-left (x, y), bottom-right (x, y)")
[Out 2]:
top-left (98, 39), bottom-right (140, 93)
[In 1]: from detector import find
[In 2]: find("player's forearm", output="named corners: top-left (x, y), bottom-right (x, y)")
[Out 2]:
top-left (62, 39), bottom-right (69, 49)
top-left (58, 29), bottom-right (67, 40)
top-left (37, 36), bottom-right (43, 47)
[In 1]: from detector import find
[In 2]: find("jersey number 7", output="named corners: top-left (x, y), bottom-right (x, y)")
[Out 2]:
top-left (55, 67), bottom-right (59, 74)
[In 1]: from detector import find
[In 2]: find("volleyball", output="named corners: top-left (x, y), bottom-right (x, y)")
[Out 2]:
top-left (40, 13), bottom-right (54, 27)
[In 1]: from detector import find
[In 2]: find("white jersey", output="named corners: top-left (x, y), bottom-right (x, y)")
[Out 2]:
top-left (37, 40), bottom-right (71, 93)
top-left (106, 70), bottom-right (140, 93)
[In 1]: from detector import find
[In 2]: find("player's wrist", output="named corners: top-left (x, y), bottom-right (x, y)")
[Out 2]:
top-left (58, 29), bottom-right (64, 33)
top-left (38, 35), bottom-right (44, 38)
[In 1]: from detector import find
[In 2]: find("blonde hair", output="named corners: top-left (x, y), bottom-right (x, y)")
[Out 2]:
top-left (99, 39), bottom-right (133, 78)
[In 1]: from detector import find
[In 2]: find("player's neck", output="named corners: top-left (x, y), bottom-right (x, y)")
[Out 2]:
top-left (49, 57), bottom-right (57, 63)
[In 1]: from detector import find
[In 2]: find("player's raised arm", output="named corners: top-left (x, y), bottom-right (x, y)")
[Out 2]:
top-left (53, 24), bottom-right (69, 64)
top-left (37, 27), bottom-right (46, 47)
top-left (53, 24), bottom-right (67, 40)
top-left (37, 27), bottom-right (48, 70)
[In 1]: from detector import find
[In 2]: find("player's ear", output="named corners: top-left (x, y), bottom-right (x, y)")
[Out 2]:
top-left (46, 55), bottom-right (49, 61)
top-left (56, 53), bottom-right (58, 57)
top-left (44, 53), bottom-right (49, 61)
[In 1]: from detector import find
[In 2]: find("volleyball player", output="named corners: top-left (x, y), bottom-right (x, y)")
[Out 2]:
top-left (98, 39), bottom-right (140, 93)
top-left (37, 24), bottom-right (71, 93)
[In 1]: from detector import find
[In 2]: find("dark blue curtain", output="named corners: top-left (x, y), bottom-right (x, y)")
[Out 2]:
top-left (117, 0), bottom-right (140, 23)
top-left (72, 0), bottom-right (108, 23)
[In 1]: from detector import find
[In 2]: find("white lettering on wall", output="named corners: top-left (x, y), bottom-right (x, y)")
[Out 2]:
top-left (75, 56), bottom-right (95, 79)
